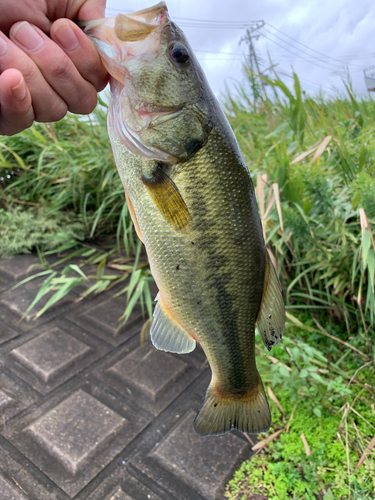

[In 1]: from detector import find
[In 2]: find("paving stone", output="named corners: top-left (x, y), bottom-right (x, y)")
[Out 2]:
top-left (151, 410), bottom-right (249, 500)
top-left (0, 438), bottom-right (67, 500)
top-left (0, 277), bottom-right (77, 329)
top-left (130, 371), bottom-right (250, 500)
top-left (0, 254), bottom-right (41, 284)
top-left (26, 390), bottom-right (126, 476)
top-left (0, 322), bottom-right (19, 346)
top-left (94, 336), bottom-right (202, 416)
top-left (87, 465), bottom-right (167, 500)
top-left (0, 277), bottom-right (9, 293)
top-left (10, 328), bottom-right (91, 383)
top-left (68, 295), bottom-right (143, 346)
top-left (5, 319), bottom-right (110, 394)
top-left (110, 346), bottom-right (188, 402)
top-left (0, 475), bottom-right (28, 499)
top-left (0, 370), bottom-right (38, 422)
top-left (0, 253), bottom-right (254, 500)
top-left (0, 390), bottom-right (14, 409)
top-left (6, 382), bottom-right (150, 498)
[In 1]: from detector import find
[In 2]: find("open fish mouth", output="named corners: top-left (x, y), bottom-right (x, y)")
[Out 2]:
top-left (81, 1), bottom-right (170, 69)
top-left (82, 2), bottom-right (180, 160)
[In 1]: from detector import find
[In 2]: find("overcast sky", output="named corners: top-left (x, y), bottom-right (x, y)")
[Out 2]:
top-left (104, 0), bottom-right (375, 100)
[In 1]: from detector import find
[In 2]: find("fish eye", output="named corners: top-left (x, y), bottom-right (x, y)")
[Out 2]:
top-left (169, 42), bottom-right (190, 65)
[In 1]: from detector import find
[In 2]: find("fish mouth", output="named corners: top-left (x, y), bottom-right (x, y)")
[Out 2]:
top-left (83, 2), bottom-right (180, 161)
top-left (82, 2), bottom-right (169, 52)
top-left (83, 3), bottom-right (170, 87)
top-left (109, 77), bottom-right (182, 162)
top-left (113, 2), bottom-right (170, 42)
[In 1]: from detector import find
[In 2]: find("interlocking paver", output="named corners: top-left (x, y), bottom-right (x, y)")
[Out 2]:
top-left (94, 336), bottom-right (202, 416)
top-left (86, 465), bottom-right (168, 500)
top-left (0, 369), bottom-right (38, 422)
top-left (152, 410), bottom-right (249, 500)
top-left (0, 475), bottom-right (28, 500)
top-left (27, 390), bottom-right (126, 476)
top-left (0, 253), bottom-right (253, 499)
top-left (0, 323), bottom-right (19, 345)
top-left (0, 254), bottom-right (41, 283)
top-left (4, 379), bottom-right (150, 498)
top-left (10, 329), bottom-right (91, 383)
top-left (4, 318), bottom-right (111, 395)
top-left (68, 294), bottom-right (143, 346)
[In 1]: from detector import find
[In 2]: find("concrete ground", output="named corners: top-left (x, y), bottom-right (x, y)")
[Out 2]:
top-left (0, 254), bottom-right (253, 500)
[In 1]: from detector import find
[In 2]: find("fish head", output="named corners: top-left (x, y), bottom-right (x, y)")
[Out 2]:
top-left (84, 2), bottom-right (212, 162)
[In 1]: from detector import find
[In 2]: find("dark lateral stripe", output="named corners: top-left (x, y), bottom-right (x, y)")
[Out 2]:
top-left (142, 164), bottom-right (191, 231)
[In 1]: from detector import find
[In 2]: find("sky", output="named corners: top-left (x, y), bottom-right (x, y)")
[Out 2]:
top-left (104, 0), bottom-right (375, 100)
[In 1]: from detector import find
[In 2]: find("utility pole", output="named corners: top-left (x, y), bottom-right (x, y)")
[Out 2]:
top-left (242, 23), bottom-right (264, 76)
top-left (240, 22), bottom-right (265, 101)
top-left (364, 67), bottom-right (375, 92)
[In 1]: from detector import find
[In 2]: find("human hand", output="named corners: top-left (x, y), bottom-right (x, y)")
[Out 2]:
top-left (0, 0), bottom-right (109, 135)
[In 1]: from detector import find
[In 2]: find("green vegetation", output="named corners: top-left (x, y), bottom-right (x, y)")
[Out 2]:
top-left (225, 313), bottom-right (375, 499)
top-left (223, 73), bottom-right (375, 499)
top-left (0, 71), bottom-right (374, 498)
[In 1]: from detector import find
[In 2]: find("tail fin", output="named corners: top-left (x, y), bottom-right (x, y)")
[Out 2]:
top-left (193, 378), bottom-right (271, 437)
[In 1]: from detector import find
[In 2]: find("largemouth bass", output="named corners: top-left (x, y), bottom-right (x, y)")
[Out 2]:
top-left (84, 1), bottom-right (285, 436)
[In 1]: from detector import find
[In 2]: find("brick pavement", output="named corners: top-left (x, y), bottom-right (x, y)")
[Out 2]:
top-left (0, 254), bottom-right (253, 500)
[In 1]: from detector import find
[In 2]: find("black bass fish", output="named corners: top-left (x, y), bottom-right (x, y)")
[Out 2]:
top-left (84, 1), bottom-right (285, 436)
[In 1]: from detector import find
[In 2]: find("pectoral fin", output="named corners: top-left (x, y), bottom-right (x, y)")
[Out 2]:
top-left (256, 250), bottom-right (285, 351)
top-left (142, 164), bottom-right (191, 232)
top-left (151, 297), bottom-right (196, 354)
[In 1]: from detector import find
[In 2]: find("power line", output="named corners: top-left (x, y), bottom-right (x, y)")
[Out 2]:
top-left (265, 22), bottom-right (367, 67)
top-left (194, 49), bottom-right (244, 56)
top-left (103, 5), bottom-right (371, 83)
top-left (260, 26), bottom-right (363, 71)
top-left (105, 7), bottom-right (260, 29)
top-left (259, 30), bottom-right (350, 74)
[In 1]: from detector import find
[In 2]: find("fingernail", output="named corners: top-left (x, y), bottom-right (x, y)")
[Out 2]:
top-left (11, 76), bottom-right (26, 101)
top-left (12, 22), bottom-right (44, 51)
top-left (53, 23), bottom-right (79, 51)
top-left (0, 35), bottom-right (7, 56)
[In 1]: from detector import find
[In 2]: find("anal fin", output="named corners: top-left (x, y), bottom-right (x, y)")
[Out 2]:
top-left (256, 250), bottom-right (285, 351)
top-left (151, 298), bottom-right (196, 354)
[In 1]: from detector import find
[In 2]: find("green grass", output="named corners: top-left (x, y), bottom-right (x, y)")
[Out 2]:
top-left (223, 70), bottom-right (375, 333)
top-left (0, 69), bottom-right (374, 498)
top-left (225, 313), bottom-right (375, 500)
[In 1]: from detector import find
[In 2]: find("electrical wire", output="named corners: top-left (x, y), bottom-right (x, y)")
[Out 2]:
top-left (260, 26), bottom-right (363, 71)
top-left (103, 4), bottom-right (371, 88)
top-left (265, 22), bottom-right (369, 67)
top-left (259, 30), bottom-right (349, 74)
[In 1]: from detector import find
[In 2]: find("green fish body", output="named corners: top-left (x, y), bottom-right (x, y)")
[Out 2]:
top-left (85, 1), bottom-right (285, 436)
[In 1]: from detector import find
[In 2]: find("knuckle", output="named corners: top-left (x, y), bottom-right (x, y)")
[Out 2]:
top-left (69, 90), bottom-right (97, 115)
top-left (36, 101), bottom-right (67, 123)
top-left (49, 56), bottom-right (72, 81)
top-left (51, 103), bottom-right (68, 122)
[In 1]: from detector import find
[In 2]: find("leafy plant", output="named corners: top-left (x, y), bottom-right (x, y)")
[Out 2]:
top-left (225, 314), bottom-right (375, 500)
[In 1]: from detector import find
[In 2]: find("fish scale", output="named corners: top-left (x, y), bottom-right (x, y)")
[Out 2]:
top-left (84, 1), bottom-right (285, 436)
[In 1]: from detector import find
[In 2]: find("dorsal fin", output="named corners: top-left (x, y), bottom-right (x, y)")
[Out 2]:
top-left (256, 250), bottom-right (285, 351)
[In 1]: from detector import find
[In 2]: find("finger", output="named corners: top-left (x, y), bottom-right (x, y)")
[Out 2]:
top-left (51, 19), bottom-right (108, 92)
top-left (0, 31), bottom-right (68, 123)
top-left (9, 21), bottom-right (98, 115)
top-left (69, 0), bottom-right (107, 22)
top-left (0, 68), bottom-right (34, 135)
